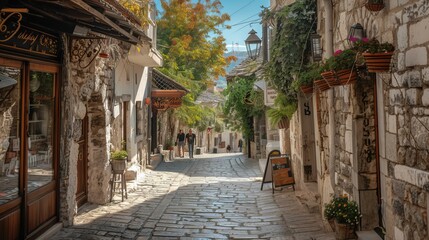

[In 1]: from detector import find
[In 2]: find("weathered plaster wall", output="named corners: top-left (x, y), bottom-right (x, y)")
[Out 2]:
top-left (114, 60), bottom-right (150, 169)
top-left (290, 95), bottom-right (317, 191)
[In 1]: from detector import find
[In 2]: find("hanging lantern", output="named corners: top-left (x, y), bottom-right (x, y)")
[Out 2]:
top-left (310, 33), bottom-right (322, 61)
top-left (245, 29), bottom-right (261, 60)
top-left (144, 97), bottom-right (151, 105)
top-left (347, 23), bottom-right (366, 45)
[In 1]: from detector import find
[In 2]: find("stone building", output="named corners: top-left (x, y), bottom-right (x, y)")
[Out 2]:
top-left (276, 0), bottom-right (429, 239)
top-left (0, 0), bottom-right (163, 239)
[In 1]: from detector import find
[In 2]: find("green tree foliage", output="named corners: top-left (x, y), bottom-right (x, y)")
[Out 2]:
top-left (157, 0), bottom-right (236, 128)
top-left (265, 0), bottom-right (316, 104)
top-left (222, 76), bottom-right (265, 139)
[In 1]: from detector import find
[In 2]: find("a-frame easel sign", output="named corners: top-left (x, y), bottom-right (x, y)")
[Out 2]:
top-left (261, 150), bottom-right (295, 193)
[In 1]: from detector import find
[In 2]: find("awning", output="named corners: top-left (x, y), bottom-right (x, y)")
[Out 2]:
top-left (4, 0), bottom-right (150, 44)
top-left (151, 69), bottom-right (188, 110)
top-left (128, 44), bottom-right (163, 67)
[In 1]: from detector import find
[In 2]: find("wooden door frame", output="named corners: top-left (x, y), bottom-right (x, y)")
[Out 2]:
top-left (76, 116), bottom-right (88, 208)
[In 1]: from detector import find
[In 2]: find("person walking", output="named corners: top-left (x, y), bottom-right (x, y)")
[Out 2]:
top-left (176, 129), bottom-right (185, 158)
top-left (186, 129), bottom-right (196, 158)
top-left (238, 139), bottom-right (243, 152)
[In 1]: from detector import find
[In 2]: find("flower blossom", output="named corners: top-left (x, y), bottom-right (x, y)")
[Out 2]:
top-left (334, 50), bottom-right (343, 56)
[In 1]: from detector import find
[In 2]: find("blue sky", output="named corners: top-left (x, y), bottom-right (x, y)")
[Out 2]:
top-left (154, 0), bottom-right (270, 52)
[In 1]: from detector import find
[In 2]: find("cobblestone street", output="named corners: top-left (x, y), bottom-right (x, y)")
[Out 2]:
top-left (51, 153), bottom-right (335, 240)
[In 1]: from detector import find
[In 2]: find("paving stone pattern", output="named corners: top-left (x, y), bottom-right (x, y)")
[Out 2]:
top-left (51, 155), bottom-right (335, 240)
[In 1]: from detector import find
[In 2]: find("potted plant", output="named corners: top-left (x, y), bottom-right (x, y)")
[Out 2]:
top-left (164, 139), bottom-right (174, 151)
top-left (294, 63), bottom-right (322, 94)
top-left (267, 93), bottom-right (296, 129)
top-left (324, 194), bottom-right (361, 240)
top-left (110, 150), bottom-right (128, 173)
top-left (352, 37), bottom-right (395, 72)
top-left (364, 0), bottom-right (385, 12)
top-left (321, 49), bottom-right (358, 86)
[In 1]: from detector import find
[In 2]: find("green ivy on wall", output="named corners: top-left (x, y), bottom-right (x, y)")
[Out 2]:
top-left (264, 0), bottom-right (317, 105)
top-left (222, 76), bottom-right (265, 139)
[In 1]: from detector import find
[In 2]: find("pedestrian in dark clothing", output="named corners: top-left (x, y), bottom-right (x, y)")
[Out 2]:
top-left (176, 129), bottom-right (185, 158)
top-left (186, 129), bottom-right (196, 158)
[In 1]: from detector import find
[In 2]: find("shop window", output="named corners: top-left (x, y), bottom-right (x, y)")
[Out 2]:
top-left (28, 70), bottom-right (55, 192)
top-left (0, 65), bottom-right (21, 205)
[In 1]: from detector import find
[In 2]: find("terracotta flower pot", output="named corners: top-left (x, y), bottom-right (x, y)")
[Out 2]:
top-left (321, 71), bottom-right (341, 87)
top-left (314, 79), bottom-right (330, 92)
top-left (300, 84), bottom-right (314, 94)
top-left (334, 221), bottom-right (356, 240)
top-left (336, 69), bottom-right (358, 85)
top-left (365, 3), bottom-right (384, 12)
top-left (363, 52), bottom-right (394, 72)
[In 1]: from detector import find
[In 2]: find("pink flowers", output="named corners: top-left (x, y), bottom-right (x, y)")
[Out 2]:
top-left (334, 50), bottom-right (343, 56)
top-left (349, 36), bottom-right (369, 43)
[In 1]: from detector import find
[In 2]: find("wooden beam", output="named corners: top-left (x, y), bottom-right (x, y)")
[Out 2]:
top-left (69, 0), bottom-right (139, 43)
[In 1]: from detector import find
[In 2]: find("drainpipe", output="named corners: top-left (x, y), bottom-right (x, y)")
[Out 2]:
top-left (323, 0), bottom-right (335, 190)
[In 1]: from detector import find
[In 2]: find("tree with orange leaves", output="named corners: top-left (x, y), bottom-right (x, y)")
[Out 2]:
top-left (157, 0), bottom-right (236, 131)
top-left (157, 0), bottom-right (235, 89)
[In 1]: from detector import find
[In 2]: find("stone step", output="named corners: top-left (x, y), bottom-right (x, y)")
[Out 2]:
top-left (356, 230), bottom-right (383, 240)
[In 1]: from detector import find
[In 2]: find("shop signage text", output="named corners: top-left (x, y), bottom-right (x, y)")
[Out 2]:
top-left (0, 12), bottom-right (59, 58)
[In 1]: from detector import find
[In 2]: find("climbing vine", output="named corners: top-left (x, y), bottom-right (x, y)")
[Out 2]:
top-left (222, 76), bottom-right (265, 139)
top-left (264, 0), bottom-right (317, 104)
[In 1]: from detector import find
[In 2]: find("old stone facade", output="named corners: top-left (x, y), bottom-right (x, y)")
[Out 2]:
top-left (284, 0), bottom-right (429, 239)
top-left (60, 36), bottom-right (122, 225)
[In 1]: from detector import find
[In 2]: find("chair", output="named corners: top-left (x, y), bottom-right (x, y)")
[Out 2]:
top-left (0, 158), bottom-right (5, 176)
top-left (28, 152), bottom-right (37, 167)
top-left (110, 161), bottom-right (128, 202)
top-left (5, 157), bottom-right (17, 176)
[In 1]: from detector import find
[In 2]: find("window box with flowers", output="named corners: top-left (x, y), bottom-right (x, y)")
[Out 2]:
top-left (321, 49), bottom-right (358, 87)
top-left (324, 194), bottom-right (361, 240)
top-left (352, 37), bottom-right (395, 73)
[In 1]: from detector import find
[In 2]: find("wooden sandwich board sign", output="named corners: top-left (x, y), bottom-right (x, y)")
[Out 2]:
top-left (261, 150), bottom-right (295, 193)
top-left (261, 150), bottom-right (280, 190)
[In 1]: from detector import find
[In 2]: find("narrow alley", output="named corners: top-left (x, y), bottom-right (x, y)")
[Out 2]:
top-left (50, 153), bottom-right (335, 240)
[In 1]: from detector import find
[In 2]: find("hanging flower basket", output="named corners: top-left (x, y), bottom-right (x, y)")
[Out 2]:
top-left (278, 118), bottom-right (289, 129)
top-left (314, 79), bottom-right (330, 92)
top-left (300, 84), bottom-right (314, 94)
top-left (322, 70), bottom-right (344, 87)
top-left (362, 52), bottom-right (394, 72)
top-left (336, 69), bottom-right (358, 85)
top-left (321, 71), bottom-right (337, 85)
top-left (365, 2), bottom-right (384, 12)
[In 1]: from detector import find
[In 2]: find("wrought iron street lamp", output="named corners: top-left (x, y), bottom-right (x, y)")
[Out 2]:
top-left (245, 29), bottom-right (261, 60)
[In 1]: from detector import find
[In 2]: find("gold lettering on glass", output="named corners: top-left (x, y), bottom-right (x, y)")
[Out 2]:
top-left (0, 12), bottom-right (22, 42)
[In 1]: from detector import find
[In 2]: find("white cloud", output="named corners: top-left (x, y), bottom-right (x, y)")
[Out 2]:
top-left (226, 44), bottom-right (246, 51)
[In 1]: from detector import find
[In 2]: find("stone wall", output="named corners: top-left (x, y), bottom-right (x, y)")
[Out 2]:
top-left (60, 35), bottom-right (119, 225)
top-left (382, 1), bottom-right (429, 239)
top-left (315, 0), bottom-right (429, 238)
